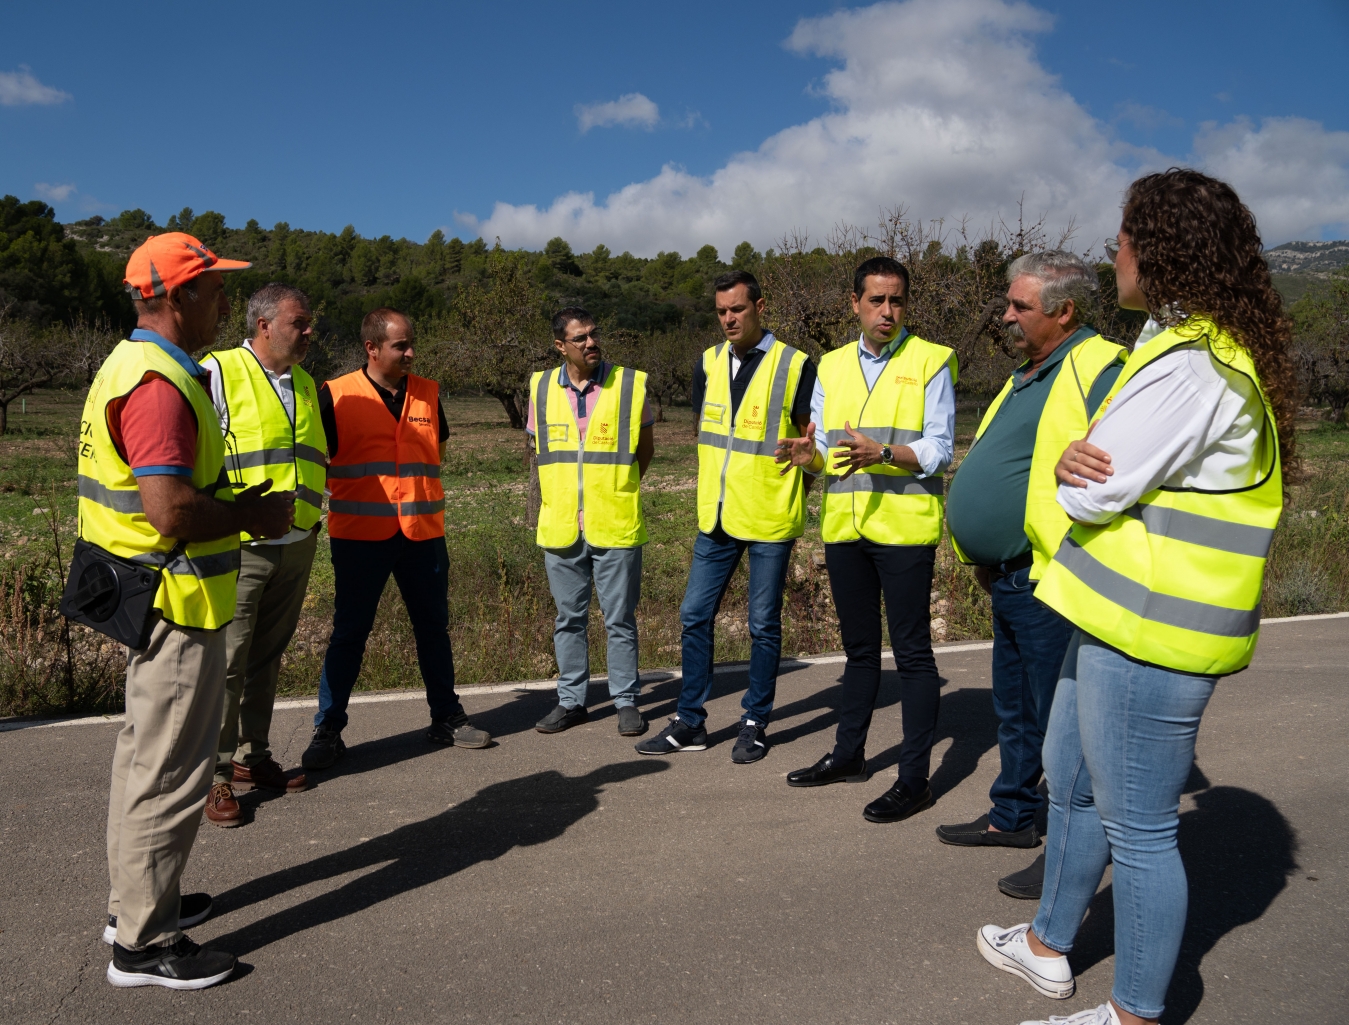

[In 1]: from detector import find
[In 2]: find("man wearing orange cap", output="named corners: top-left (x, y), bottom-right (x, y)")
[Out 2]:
top-left (84, 233), bottom-right (294, 990)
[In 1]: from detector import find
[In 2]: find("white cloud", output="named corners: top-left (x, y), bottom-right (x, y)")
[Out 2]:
top-left (1191, 116), bottom-right (1349, 242)
top-left (575, 93), bottom-right (660, 133)
top-left (34, 182), bottom-right (76, 203)
top-left (0, 66), bottom-right (71, 106)
top-left (465, 0), bottom-right (1349, 255)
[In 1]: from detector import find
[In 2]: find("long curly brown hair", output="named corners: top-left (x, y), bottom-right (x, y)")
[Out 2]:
top-left (1121, 168), bottom-right (1300, 477)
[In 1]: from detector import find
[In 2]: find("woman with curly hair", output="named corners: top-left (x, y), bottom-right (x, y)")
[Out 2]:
top-left (975, 168), bottom-right (1295, 1025)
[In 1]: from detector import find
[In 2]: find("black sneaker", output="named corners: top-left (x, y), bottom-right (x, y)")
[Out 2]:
top-left (731, 719), bottom-right (768, 764)
top-left (999, 852), bottom-right (1046, 900)
top-left (427, 712), bottom-right (491, 748)
top-left (634, 716), bottom-right (707, 755)
top-left (535, 703), bottom-right (588, 734)
top-left (616, 705), bottom-right (647, 736)
top-left (103, 892), bottom-right (212, 945)
top-left (301, 724), bottom-right (345, 770)
top-left (107, 935), bottom-right (236, 990)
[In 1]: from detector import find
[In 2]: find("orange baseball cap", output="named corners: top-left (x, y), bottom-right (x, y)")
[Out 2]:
top-left (124, 232), bottom-right (251, 298)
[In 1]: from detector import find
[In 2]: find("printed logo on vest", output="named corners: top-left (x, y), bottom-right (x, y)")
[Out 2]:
top-left (894, 374), bottom-right (919, 386)
top-left (407, 415), bottom-right (432, 426)
top-left (740, 403), bottom-right (765, 431)
top-left (596, 421), bottom-right (610, 436)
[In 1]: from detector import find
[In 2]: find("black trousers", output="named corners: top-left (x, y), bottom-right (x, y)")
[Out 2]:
top-left (825, 539), bottom-right (940, 781)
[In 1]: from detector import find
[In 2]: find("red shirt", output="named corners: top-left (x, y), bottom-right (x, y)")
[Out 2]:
top-left (106, 374), bottom-right (199, 477)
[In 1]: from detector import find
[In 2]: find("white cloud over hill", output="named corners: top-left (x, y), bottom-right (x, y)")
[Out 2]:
top-left (459, 0), bottom-right (1349, 255)
top-left (0, 66), bottom-right (71, 107)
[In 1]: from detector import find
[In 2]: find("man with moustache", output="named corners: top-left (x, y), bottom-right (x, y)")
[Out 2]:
top-left (197, 284), bottom-right (326, 826)
top-left (777, 256), bottom-right (956, 824)
top-left (940, 251), bottom-right (1124, 899)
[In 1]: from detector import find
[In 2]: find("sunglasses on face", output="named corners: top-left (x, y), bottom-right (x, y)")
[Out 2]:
top-left (1104, 237), bottom-right (1121, 263)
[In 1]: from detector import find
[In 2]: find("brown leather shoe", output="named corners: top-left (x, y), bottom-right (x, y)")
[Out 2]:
top-left (204, 782), bottom-right (243, 827)
top-left (232, 758), bottom-right (308, 793)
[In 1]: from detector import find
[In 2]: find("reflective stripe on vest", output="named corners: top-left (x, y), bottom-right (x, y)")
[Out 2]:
top-left (818, 335), bottom-right (956, 545)
top-left (77, 339), bottom-right (239, 630)
top-left (949, 334), bottom-right (1125, 578)
top-left (1034, 319), bottom-right (1282, 675)
top-left (695, 339), bottom-right (807, 541)
top-left (532, 364), bottom-right (647, 549)
top-left (211, 347), bottom-right (327, 538)
top-left (324, 370), bottom-right (445, 541)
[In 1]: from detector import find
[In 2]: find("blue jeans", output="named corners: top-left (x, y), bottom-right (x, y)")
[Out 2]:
top-left (316, 533), bottom-right (461, 731)
top-left (543, 537), bottom-right (643, 710)
top-left (987, 566), bottom-right (1074, 831)
top-left (677, 524), bottom-right (794, 730)
top-left (1033, 630), bottom-right (1216, 1020)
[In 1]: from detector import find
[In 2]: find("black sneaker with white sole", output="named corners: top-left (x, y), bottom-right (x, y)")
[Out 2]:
top-left (634, 716), bottom-right (707, 755)
top-left (107, 935), bottom-right (236, 990)
top-left (731, 720), bottom-right (768, 763)
top-left (103, 892), bottom-right (212, 945)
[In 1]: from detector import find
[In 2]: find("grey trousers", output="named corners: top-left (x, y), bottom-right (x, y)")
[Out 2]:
top-left (215, 530), bottom-right (318, 782)
top-left (107, 617), bottom-right (227, 949)
top-left (543, 537), bottom-right (643, 709)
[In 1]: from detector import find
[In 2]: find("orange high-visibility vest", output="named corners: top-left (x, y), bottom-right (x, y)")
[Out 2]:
top-left (325, 370), bottom-right (445, 540)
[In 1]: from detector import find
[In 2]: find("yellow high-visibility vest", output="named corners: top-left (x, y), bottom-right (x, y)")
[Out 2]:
top-left (696, 338), bottom-right (808, 541)
top-left (210, 346), bottom-right (326, 539)
top-left (818, 335), bottom-right (956, 545)
top-left (531, 364), bottom-right (648, 549)
top-left (77, 337), bottom-right (239, 630)
top-left (950, 334), bottom-right (1125, 578)
top-left (1035, 318), bottom-right (1282, 675)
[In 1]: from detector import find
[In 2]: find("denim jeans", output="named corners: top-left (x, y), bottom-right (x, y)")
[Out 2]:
top-left (987, 566), bottom-right (1074, 831)
top-left (1033, 630), bottom-right (1216, 1020)
top-left (316, 533), bottom-right (461, 731)
top-left (543, 537), bottom-right (643, 710)
top-left (676, 523), bottom-right (794, 730)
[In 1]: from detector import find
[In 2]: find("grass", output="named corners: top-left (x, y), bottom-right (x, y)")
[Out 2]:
top-left (1, 388), bottom-right (1346, 718)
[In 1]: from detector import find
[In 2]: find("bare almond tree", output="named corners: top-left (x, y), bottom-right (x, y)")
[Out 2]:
top-left (0, 306), bottom-right (57, 435)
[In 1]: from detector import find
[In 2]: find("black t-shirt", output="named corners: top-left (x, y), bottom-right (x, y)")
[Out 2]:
top-left (689, 338), bottom-right (817, 424)
top-left (318, 367), bottom-right (450, 459)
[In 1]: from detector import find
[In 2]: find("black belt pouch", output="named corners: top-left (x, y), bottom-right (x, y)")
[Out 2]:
top-left (60, 538), bottom-right (174, 650)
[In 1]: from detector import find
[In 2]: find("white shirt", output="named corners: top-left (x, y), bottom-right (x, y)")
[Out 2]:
top-left (809, 332), bottom-right (956, 477)
top-left (201, 339), bottom-right (312, 546)
top-left (1057, 319), bottom-right (1268, 524)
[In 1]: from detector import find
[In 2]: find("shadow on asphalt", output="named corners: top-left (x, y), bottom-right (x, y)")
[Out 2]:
top-left (1064, 765), bottom-right (1299, 1024)
top-left (208, 760), bottom-right (671, 956)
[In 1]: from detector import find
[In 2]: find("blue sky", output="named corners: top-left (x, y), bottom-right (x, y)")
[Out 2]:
top-left (3, 0), bottom-right (1347, 254)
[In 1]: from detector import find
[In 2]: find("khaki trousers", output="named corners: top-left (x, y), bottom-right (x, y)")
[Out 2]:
top-left (215, 530), bottom-right (318, 782)
top-left (107, 616), bottom-right (227, 949)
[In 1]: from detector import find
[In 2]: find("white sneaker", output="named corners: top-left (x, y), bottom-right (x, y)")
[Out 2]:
top-left (976, 923), bottom-right (1075, 999)
top-left (1018, 1003), bottom-right (1122, 1025)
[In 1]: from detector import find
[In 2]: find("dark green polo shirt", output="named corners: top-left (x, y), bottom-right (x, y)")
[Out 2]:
top-left (946, 328), bottom-right (1123, 568)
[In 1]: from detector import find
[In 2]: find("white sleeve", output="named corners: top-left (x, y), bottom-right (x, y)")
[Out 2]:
top-left (810, 377), bottom-right (828, 463)
top-left (908, 365), bottom-right (955, 477)
top-left (1056, 350), bottom-right (1229, 524)
top-left (200, 355), bottom-right (228, 431)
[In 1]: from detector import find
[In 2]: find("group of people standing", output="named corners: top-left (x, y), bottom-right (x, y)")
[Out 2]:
top-left (83, 168), bottom-right (1292, 1025)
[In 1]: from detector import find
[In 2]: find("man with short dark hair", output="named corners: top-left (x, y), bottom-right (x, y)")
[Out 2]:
top-left (90, 233), bottom-right (293, 988)
top-left (528, 306), bottom-right (655, 736)
top-left (940, 251), bottom-right (1124, 898)
top-left (302, 307), bottom-right (489, 769)
top-left (198, 283), bottom-right (324, 826)
top-left (635, 270), bottom-right (816, 764)
top-left (778, 256), bottom-right (956, 825)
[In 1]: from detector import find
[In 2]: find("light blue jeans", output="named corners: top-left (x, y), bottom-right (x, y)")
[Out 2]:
top-left (543, 537), bottom-right (643, 710)
top-left (1033, 630), bottom-right (1216, 1020)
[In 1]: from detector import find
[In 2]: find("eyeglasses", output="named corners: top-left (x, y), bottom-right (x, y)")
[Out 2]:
top-left (564, 330), bottom-right (600, 345)
top-left (1104, 237), bottom-right (1121, 263)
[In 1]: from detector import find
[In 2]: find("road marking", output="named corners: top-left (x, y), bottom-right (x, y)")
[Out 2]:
top-left (3, 612), bottom-right (1342, 732)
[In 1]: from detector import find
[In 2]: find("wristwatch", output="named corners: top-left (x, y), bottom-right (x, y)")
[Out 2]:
top-left (880, 445), bottom-right (893, 465)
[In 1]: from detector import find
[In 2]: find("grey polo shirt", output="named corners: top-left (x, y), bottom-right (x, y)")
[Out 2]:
top-left (945, 327), bottom-right (1123, 568)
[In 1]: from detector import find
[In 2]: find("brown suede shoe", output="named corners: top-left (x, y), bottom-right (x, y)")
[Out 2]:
top-left (232, 758), bottom-right (308, 793)
top-left (204, 782), bottom-right (243, 827)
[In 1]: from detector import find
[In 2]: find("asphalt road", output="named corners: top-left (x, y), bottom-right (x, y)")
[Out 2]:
top-left (2, 617), bottom-right (1345, 1024)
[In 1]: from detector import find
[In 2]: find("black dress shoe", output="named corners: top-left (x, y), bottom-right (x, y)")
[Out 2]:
top-left (863, 780), bottom-right (933, 823)
top-left (998, 852), bottom-right (1045, 900)
top-left (936, 814), bottom-right (1039, 848)
top-left (787, 752), bottom-right (869, 787)
top-left (535, 704), bottom-right (588, 734)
